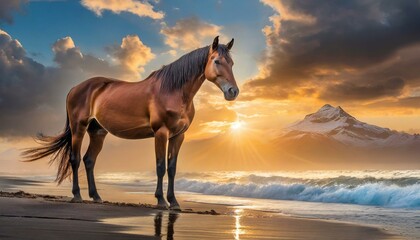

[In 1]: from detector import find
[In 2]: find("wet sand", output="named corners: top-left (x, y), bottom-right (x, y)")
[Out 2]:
top-left (0, 190), bottom-right (401, 240)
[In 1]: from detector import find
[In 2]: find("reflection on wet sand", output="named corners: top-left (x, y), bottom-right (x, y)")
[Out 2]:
top-left (100, 206), bottom-right (398, 240)
top-left (154, 212), bottom-right (162, 237)
top-left (233, 209), bottom-right (245, 240)
top-left (154, 211), bottom-right (179, 240)
top-left (154, 209), bottom-right (246, 240)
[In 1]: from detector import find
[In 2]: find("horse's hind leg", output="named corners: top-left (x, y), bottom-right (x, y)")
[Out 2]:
top-left (83, 120), bottom-right (107, 203)
top-left (69, 121), bottom-right (88, 203)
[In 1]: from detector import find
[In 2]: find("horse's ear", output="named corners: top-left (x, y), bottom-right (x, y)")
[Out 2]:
top-left (227, 38), bottom-right (234, 50)
top-left (212, 36), bottom-right (219, 51)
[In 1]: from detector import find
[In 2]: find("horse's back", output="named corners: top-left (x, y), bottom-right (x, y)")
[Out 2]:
top-left (68, 76), bottom-right (122, 97)
top-left (66, 77), bottom-right (129, 123)
top-left (67, 76), bottom-right (156, 139)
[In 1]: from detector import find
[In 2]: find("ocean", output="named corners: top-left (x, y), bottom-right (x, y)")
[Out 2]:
top-left (3, 170), bottom-right (419, 239)
top-left (95, 170), bottom-right (420, 239)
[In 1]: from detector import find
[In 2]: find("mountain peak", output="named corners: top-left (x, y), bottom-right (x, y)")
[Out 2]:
top-left (308, 104), bottom-right (353, 121)
top-left (320, 104), bottom-right (334, 110)
top-left (318, 104), bottom-right (347, 113)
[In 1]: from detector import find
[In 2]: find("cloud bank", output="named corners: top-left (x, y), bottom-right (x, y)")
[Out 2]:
top-left (243, 0), bottom-right (420, 108)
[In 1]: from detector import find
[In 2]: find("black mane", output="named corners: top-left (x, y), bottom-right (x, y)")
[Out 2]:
top-left (154, 45), bottom-right (232, 92)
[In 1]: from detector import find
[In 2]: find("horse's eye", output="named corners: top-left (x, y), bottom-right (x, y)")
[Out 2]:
top-left (215, 60), bottom-right (220, 65)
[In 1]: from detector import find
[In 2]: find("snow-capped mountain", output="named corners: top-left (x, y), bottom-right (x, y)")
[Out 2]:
top-left (282, 104), bottom-right (420, 148)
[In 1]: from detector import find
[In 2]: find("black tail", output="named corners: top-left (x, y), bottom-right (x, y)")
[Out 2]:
top-left (22, 115), bottom-right (72, 184)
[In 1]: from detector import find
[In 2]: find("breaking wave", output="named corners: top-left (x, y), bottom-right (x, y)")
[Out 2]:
top-left (176, 174), bottom-right (420, 208)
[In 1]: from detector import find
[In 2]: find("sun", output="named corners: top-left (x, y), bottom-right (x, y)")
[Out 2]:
top-left (230, 121), bottom-right (244, 131)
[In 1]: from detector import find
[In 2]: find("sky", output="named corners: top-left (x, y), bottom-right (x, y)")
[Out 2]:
top-left (1, 0), bottom-right (420, 173)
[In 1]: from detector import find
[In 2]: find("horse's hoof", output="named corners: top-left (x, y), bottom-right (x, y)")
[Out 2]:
top-left (70, 197), bottom-right (83, 203)
top-left (156, 200), bottom-right (169, 210)
top-left (156, 204), bottom-right (168, 210)
top-left (169, 205), bottom-right (181, 211)
top-left (93, 198), bottom-right (103, 203)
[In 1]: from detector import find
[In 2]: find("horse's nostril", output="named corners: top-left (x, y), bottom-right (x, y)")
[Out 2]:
top-left (228, 87), bottom-right (238, 98)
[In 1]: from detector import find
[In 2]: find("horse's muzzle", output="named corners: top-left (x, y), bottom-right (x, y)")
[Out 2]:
top-left (224, 86), bottom-right (239, 101)
top-left (214, 77), bottom-right (239, 101)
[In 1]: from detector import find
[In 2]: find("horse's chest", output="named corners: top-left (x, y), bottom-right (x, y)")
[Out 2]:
top-left (165, 110), bottom-right (191, 137)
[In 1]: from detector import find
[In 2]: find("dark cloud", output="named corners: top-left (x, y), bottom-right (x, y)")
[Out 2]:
top-left (52, 36), bottom-right (124, 78)
top-left (0, 30), bottom-right (71, 136)
top-left (320, 77), bottom-right (405, 101)
top-left (244, 0), bottom-right (420, 102)
top-left (397, 96), bottom-right (420, 108)
top-left (240, 84), bottom-right (289, 101)
top-left (279, 0), bottom-right (420, 68)
top-left (0, 30), bottom-right (152, 136)
top-left (0, 0), bottom-right (27, 24)
top-left (368, 96), bottom-right (420, 109)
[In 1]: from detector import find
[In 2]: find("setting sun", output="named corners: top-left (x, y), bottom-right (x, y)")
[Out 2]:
top-left (230, 121), bottom-right (244, 131)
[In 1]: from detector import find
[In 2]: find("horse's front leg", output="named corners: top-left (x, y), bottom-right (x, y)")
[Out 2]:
top-left (167, 133), bottom-right (184, 210)
top-left (154, 127), bottom-right (169, 208)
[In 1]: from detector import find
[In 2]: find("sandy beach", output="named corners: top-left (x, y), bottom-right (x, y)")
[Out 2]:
top-left (0, 189), bottom-right (401, 240)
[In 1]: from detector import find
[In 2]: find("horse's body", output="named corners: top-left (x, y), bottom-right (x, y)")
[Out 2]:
top-left (69, 76), bottom-right (193, 140)
top-left (23, 37), bottom-right (238, 209)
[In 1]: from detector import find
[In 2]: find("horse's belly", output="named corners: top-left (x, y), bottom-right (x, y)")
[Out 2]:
top-left (95, 116), bottom-right (154, 139)
top-left (109, 126), bottom-right (155, 139)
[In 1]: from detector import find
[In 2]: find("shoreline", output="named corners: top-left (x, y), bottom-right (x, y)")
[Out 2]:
top-left (0, 190), bottom-right (402, 240)
top-left (0, 190), bottom-right (221, 215)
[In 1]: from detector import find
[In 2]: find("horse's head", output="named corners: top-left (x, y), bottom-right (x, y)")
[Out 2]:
top-left (205, 36), bottom-right (239, 101)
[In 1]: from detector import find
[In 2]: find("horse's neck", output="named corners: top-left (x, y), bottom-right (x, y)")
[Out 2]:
top-left (181, 74), bottom-right (206, 104)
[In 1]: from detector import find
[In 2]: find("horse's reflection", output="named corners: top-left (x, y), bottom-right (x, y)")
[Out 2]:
top-left (154, 211), bottom-right (179, 240)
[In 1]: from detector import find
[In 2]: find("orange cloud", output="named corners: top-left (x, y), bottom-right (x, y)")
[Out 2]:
top-left (52, 36), bottom-right (76, 53)
top-left (107, 35), bottom-right (156, 79)
top-left (160, 17), bottom-right (222, 52)
top-left (260, 0), bottom-right (315, 48)
top-left (81, 0), bottom-right (164, 19)
top-left (260, 0), bottom-right (316, 25)
top-left (52, 35), bottom-right (155, 81)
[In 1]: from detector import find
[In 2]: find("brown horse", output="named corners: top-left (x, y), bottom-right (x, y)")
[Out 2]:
top-left (22, 36), bottom-right (238, 210)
